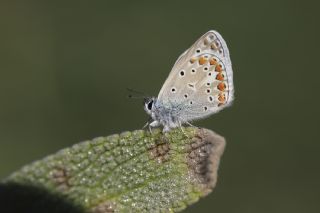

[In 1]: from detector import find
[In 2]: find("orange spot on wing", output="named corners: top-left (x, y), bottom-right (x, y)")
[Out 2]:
top-left (190, 57), bottom-right (197, 64)
top-left (217, 82), bottom-right (226, 91)
top-left (218, 93), bottom-right (226, 102)
top-left (199, 57), bottom-right (207, 65)
top-left (211, 43), bottom-right (218, 50)
top-left (216, 73), bottom-right (224, 81)
top-left (209, 58), bottom-right (217, 65)
top-left (215, 64), bottom-right (223, 72)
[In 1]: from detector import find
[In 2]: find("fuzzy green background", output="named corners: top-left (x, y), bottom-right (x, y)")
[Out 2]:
top-left (0, 0), bottom-right (319, 212)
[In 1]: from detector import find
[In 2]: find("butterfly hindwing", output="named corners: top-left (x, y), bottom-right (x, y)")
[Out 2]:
top-left (157, 30), bottom-right (234, 122)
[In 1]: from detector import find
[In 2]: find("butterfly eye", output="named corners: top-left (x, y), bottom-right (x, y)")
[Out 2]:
top-left (147, 100), bottom-right (153, 110)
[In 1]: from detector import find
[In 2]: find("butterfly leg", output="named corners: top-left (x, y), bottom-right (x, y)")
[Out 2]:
top-left (148, 120), bottom-right (161, 134)
top-left (185, 121), bottom-right (195, 127)
top-left (142, 121), bottom-right (149, 129)
top-left (148, 125), bottom-right (153, 134)
top-left (142, 118), bottom-right (156, 133)
top-left (150, 120), bottom-right (160, 128)
top-left (178, 120), bottom-right (189, 138)
top-left (142, 119), bottom-right (151, 133)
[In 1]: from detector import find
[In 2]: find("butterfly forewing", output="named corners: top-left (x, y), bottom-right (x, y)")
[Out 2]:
top-left (157, 30), bottom-right (234, 122)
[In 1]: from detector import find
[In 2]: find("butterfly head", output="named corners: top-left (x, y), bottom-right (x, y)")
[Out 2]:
top-left (143, 97), bottom-right (156, 115)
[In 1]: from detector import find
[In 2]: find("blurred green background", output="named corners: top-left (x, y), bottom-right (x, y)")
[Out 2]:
top-left (0, 0), bottom-right (319, 212)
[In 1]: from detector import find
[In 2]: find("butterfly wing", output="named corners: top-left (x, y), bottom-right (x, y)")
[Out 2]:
top-left (157, 30), bottom-right (234, 122)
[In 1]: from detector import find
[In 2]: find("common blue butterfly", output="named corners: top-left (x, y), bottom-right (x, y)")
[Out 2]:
top-left (144, 30), bottom-right (234, 132)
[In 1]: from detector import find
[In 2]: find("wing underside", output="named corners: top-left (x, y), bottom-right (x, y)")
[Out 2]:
top-left (157, 30), bottom-right (234, 121)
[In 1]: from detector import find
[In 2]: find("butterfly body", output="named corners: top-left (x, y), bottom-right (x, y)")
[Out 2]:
top-left (144, 30), bottom-right (234, 132)
top-left (144, 97), bottom-right (185, 132)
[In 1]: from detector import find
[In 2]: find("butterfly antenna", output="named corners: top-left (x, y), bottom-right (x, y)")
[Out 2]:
top-left (126, 88), bottom-right (149, 99)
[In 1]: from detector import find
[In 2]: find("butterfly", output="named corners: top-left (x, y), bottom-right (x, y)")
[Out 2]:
top-left (144, 30), bottom-right (234, 132)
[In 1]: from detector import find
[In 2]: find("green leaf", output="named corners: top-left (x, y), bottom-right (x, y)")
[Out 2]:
top-left (1, 127), bottom-right (225, 213)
